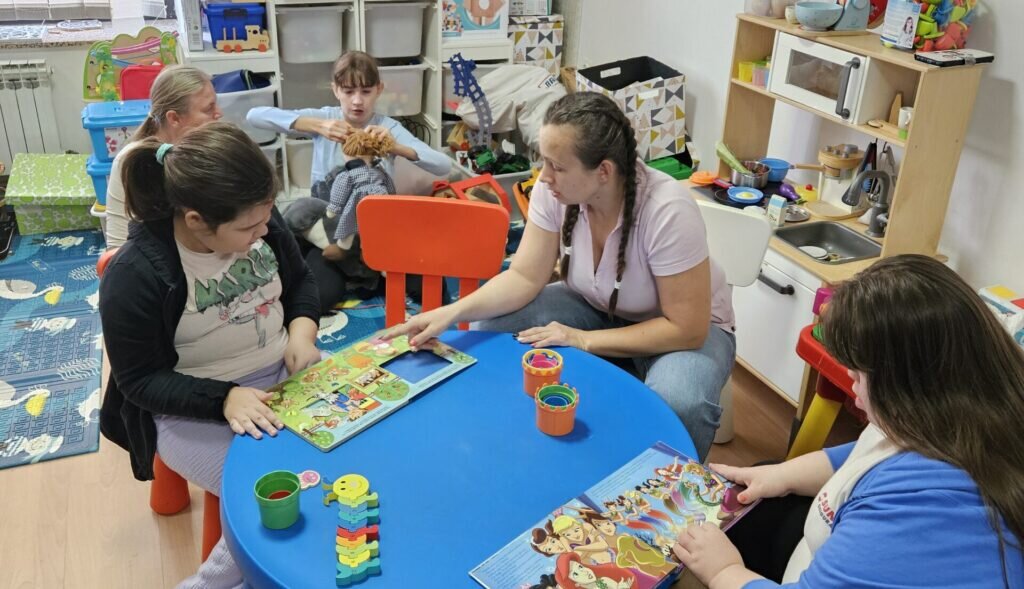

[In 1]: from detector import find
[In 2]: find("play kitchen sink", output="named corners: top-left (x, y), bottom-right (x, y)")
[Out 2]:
top-left (775, 221), bottom-right (881, 265)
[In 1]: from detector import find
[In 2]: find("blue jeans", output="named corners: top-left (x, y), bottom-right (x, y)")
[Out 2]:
top-left (475, 283), bottom-right (736, 461)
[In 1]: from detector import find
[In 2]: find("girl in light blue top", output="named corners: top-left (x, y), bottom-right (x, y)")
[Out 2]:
top-left (247, 50), bottom-right (450, 187)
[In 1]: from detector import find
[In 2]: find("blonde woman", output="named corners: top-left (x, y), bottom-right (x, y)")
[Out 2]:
top-left (105, 65), bottom-right (222, 248)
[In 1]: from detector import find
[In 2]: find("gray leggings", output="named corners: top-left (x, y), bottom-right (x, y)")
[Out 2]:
top-left (475, 283), bottom-right (735, 461)
top-left (154, 360), bottom-right (291, 589)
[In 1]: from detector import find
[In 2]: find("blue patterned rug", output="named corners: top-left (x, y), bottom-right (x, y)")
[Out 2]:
top-left (317, 295), bottom-right (388, 354)
top-left (0, 229), bottom-right (104, 470)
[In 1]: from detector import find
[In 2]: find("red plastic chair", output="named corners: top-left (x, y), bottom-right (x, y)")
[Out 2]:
top-left (97, 247), bottom-right (221, 561)
top-left (787, 325), bottom-right (859, 459)
top-left (356, 195), bottom-right (510, 329)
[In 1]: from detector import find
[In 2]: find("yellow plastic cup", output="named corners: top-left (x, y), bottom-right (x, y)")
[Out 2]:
top-left (738, 61), bottom-right (755, 83)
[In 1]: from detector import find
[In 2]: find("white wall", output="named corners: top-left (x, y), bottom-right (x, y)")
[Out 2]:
top-left (573, 0), bottom-right (1024, 292)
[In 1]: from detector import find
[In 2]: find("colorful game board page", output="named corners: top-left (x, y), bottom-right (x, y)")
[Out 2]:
top-left (470, 442), bottom-right (756, 589)
top-left (266, 334), bottom-right (475, 451)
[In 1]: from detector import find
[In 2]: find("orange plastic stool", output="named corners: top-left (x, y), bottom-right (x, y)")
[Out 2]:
top-left (99, 250), bottom-right (221, 561)
top-left (150, 455), bottom-right (222, 561)
top-left (357, 195), bottom-right (510, 329)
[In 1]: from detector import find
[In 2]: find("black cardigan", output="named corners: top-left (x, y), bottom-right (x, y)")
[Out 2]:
top-left (98, 210), bottom-right (320, 481)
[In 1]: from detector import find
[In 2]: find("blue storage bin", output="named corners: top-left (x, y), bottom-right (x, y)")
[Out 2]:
top-left (206, 3), bottom-right (266, 46)
top-left (81, 100), bottom-right (151, 162)
top-left (86, 155), bottom-right (112, 208)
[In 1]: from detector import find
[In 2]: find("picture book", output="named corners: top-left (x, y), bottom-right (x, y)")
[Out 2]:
top-left (266, 334), bottom-right (475, 452)
top-left (470, 442), bottom-right (757, 589)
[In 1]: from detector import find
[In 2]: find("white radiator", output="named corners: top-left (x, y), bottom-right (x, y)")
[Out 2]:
top-left (0, 60), bottom-right (61, 168)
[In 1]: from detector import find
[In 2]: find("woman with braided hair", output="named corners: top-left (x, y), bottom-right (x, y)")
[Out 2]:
top-left (385, 92), bottom-right (735, 460)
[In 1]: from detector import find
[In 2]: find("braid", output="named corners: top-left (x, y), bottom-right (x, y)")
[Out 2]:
top-left (608, 143), bottom-right (638, 319)
top-left (560, 204), bottom-right (581, 282)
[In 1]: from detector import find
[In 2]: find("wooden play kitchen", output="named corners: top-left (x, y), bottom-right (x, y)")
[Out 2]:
top-left (709, 13), bottom-right (985, 422)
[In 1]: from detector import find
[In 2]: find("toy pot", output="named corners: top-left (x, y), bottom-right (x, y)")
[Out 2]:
top-left (254, 470), bottom-right (301, 530)
top-left (522, 349), bottom-right (563, 397)
top-left (536, 384), bottom-right (578, 437)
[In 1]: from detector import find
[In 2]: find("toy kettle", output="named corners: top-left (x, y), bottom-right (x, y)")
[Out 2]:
top-left (834, 0), bottom-right (871, 31)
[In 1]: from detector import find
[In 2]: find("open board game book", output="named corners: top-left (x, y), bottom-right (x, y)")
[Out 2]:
top-left (265, 334), bottom-right (475, 451)
top-left (470, 442), bottom-right (756, 589)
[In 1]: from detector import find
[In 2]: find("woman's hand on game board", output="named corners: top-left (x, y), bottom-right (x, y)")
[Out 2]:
top-left (673, 523), bottom-right (754, 589)
top-left (515, 321), bottom-right (588, 351)
top-left (709, 463), bottom-right (786, 504)
top-left (285, 338), bottom-right (322, 375)
top-left (382, 305), bottom-right (459, 349)
top-left (319, 119), bottom-right (355, 143)
top-left (224, 387), bottom-right (285, 440)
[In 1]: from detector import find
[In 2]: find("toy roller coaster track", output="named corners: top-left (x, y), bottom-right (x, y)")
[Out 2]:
top-left (446, 53), bottom-right (492, 148)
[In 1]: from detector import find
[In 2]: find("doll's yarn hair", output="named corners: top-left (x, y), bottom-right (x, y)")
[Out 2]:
top-left (342, 130), bottom-right (394, 158)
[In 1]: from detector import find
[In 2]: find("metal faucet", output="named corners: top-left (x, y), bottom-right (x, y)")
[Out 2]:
top-left (845, 169), bottom-right (892, 238)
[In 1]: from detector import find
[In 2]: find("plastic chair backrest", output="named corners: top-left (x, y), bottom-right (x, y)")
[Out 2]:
top-left (695, 199), bottom-right (771, 287)
top-left (120, 65), bottom-right (164, 100)
top-left (357, 195), bottom-right (510, 329)
top-left (97, 247), bottom-right (119, 277)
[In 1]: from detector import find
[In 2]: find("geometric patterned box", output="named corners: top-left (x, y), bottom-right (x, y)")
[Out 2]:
top-left (4, 154), bottom-right (100, 235)
top-left (576, 57), bottom-right (687, 162)
top-left (508, 14), bottom-right (563, 75)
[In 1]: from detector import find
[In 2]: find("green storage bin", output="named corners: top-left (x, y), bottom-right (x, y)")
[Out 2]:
top-left (5, 154), bottom-right (100, 235)
top-left (647, 153), bottom-right (693, 180)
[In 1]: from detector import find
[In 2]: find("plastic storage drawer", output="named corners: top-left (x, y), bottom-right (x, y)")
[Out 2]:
top-left (81, 99), bottom-right (150, 162)
top-left (277, 5), bottom-right (347, 63)
top-left (364, 2), bottom-right (428, 58)
top-left (86, 155), bottom-right (112, 208)
top-left (217, 80), bottom-right (279, 145)
top-left (376, 62), bottom-right (428, 117)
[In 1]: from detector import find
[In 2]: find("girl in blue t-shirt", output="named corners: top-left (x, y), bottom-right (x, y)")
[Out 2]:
top-left (673, 255), bottom-right (1024, 588)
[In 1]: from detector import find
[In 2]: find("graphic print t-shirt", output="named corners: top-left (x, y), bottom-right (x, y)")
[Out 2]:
top-left (174, 239), bottom-right (289, 382)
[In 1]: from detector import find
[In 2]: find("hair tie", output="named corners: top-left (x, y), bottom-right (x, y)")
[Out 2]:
top-left (613, 280), bottom-right (622, 290)
top-left (155, 143), bottom-right (173, 165)
top-left (563, 246), bottom-right (573, 256)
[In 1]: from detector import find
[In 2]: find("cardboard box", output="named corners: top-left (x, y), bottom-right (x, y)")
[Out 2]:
top-left (508, 14), bottom-right (563, 75)
top-left (5, 154), bottom-right (100, 235)
top-left (576, 57), bottom-right (687, 161)
top-left (510, 0), bottom-right (550, 16)
top-left (442, 0), bottom-right (509, 40)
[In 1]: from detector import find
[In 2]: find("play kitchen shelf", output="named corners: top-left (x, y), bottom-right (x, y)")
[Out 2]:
top-left (718, 13), bottom-right (984, 277)
top-left (708, 13), bottom-right (984, 411)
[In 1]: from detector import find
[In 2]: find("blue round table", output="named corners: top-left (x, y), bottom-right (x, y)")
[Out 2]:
top-left (222, 330), bottom-right (695, 588)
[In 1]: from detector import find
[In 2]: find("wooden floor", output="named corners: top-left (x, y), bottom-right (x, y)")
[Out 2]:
top-left (0, 364), bottom-right (863, 589)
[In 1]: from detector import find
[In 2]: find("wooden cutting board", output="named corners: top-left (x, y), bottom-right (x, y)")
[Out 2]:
top-left (805, 200), bottom-right (863, 220)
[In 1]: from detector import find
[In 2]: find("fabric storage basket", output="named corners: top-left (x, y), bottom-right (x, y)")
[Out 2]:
top-left (576, 56), bottom-right (687, 162)
top-left (276, 5), bottom-right (347, 63)
top-left (442, 61), bottom-right (504, 114)
top-left (81, 99), bottom-right (150, 162)
top-left (508, 14), bottom-right (563, 75)
top-left (376, 62), bottom-right (429, 117)
top-left (206, 3), bottom-right (265, 47)
top-left (216, 77), bottom-right (279, 145)
top-left (364, 2), bottom-right (429, 59)
top-left (5, 154), bottom-right (101, 235)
